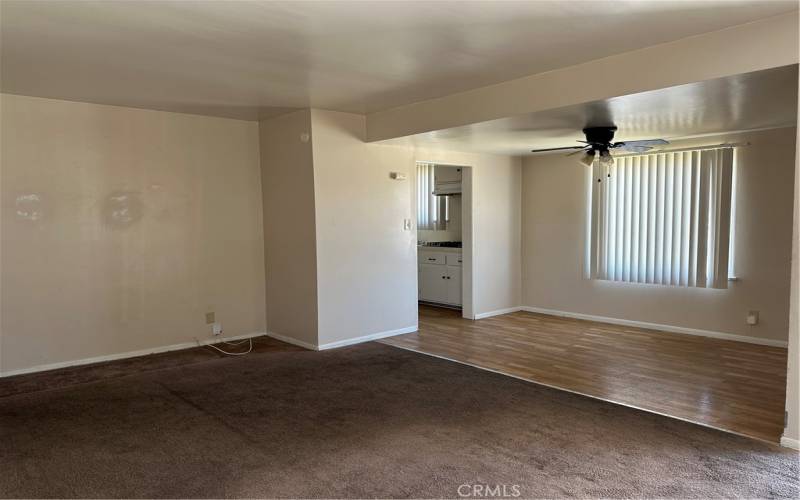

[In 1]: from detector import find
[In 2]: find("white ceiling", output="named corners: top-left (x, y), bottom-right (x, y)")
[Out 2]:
top-left (1, 0), bottom-right (797, 120)
top-left (381, 65), bottom-right (799, 155)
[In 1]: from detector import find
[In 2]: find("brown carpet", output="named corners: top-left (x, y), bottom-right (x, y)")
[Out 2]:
top-left (0, 336), bottom-right (304, 399)
top-left (1, 341), bottom-right (798, 498)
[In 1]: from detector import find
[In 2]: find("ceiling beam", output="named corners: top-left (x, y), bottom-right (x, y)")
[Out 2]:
top-left (366, 12), bottom-right (799, 142)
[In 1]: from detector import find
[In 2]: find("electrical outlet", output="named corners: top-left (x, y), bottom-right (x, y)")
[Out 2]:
top-left (212, 322), bottom-right (222, 335)
top-left (205, 312), bottom-right (215, 324)
top-left (746, 310), bottom-right (759, 325)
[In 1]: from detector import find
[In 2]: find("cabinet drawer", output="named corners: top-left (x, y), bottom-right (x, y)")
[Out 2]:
top-left (419, 252), bottom-right (445, 265)
top-left (446, 254), bottom-right (463, 266)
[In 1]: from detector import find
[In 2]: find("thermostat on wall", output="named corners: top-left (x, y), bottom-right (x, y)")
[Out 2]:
top-left (390, 172), bottom-right (407, 180)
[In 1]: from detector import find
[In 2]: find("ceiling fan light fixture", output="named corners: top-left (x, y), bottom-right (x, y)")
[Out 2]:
top-left (578, 150), bottom-right (595, 167)
top-left (598, 150), bottom-right (614, 167)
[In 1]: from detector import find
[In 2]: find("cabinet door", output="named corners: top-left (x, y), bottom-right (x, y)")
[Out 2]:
top-left (435, 167), bottom-right (462, 184)
top-left (445, 253), bottom-right (462, 266)
top-left (446, 265), bottom-right (462, 306)
top-left (420, 264), bottom-right (448, 303)
top-left (419, 251), bottom-right (446, 265)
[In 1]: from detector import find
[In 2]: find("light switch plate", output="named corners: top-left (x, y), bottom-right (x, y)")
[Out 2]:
top-left (404, 218), bottom-right (412, 231)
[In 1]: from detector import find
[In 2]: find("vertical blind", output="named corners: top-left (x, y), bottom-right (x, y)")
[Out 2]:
top-left (417, 163), bottom-right (448, 230)
top-left (588, 148), bottom-right (734, 289)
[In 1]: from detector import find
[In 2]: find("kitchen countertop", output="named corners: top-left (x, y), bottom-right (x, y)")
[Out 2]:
top-left (417, 245), bottom-right (462, 253)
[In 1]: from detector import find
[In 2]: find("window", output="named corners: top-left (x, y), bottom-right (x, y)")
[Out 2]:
top-left (587, 147), bottom-right (735, 289)
top-left (417, 163), bottom-right (448, 230)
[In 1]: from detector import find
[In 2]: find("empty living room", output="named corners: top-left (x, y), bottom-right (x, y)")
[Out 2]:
top-left (2, 1), bottom-right (800, 498)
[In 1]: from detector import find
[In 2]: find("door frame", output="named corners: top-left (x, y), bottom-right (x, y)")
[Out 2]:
top-left (413, 161), bottom-right (475, 320)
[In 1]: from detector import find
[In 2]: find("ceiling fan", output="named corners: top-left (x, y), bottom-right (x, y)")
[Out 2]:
top-left (530, 126), bottom-right (669, 167)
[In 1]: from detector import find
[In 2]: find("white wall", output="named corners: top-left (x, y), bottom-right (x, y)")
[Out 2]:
top-left (309, 109), bottom-right (418, 346)
top-left (521, 127), bottom-right (796, 344)
top-left (1, 94), bottom-right (266, 374)
top-left (783, 79), bottom-right (800, 448)
top-left (260, 109), bottom-right (522, 347)
top-left (259, 110), bottom-right (319, 347)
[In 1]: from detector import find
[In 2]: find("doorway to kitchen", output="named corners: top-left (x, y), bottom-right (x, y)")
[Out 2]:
top-left (415, 162), bottom-right (474, 319)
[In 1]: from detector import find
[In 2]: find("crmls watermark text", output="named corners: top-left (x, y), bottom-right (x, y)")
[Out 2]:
top-left (457, 484), bottom-right (521, 498)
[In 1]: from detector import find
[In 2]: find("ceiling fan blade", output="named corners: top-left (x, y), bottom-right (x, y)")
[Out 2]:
top-left (616, 139), bottom-right (669, 148)
top-left (566, 148), bottom-right (591, 157)
top-left (615, 144), bottom-right (653, 153)
top-left (530, 146), bottom-right (586, 153)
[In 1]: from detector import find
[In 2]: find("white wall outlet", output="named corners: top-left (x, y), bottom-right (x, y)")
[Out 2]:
top-left (404, 218), bottom-right (412, 231)
top-left (746, 310), bottom-right (759, 325)
top-left (205, 312), bottom-right (215, 324)
top-left (212, 322), bottom-right (223, 335)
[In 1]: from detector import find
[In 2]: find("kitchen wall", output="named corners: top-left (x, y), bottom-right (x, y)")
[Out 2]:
top-left (1, 94), bottom-right (266, 374)
top-left (521, 127), bottom-right (797, 343)
top-left (259, 110), bottom-right (319, 347)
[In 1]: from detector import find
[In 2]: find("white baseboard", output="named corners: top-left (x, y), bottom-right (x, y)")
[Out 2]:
top-left (267, 325), bottom-right (418, 351)
top-left (1, 324), bottom-right (420, 378)
top-left (318, 325), bottom-right (418, 350)
top-left (474, 307), bottom-right (523, 320)
top-left (780, 436), bottom-right (800, 450)
top-left (519, 306), bottom-right (788, 348)
top-left (0, 331), bottom-right (267, 378)
top-left (265, 331), bottom-right (319, 351)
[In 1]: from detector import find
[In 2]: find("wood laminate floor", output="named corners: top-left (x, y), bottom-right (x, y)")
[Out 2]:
top-left (381, 305), bottom-right (788, 443)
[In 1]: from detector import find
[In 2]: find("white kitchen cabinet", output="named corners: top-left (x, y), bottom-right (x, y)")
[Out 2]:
top-left (418, 248), bottom-right (462, 306)
top-left (419, 263), bottom-right (449, 303)
top-left (432, 166), bottom-right (462, 196)
top-left (420, 253), bottom-right (446, 265)
top-left (434, 166), bottom-right (462, 184)
top-left (446, 254), bottom-right (462, 266)
top-left (446, 265), bottom-right (462, 305)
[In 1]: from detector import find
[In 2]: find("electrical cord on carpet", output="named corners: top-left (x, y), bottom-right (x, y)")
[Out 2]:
top-left (194, 336), bottom-right (253, 356)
